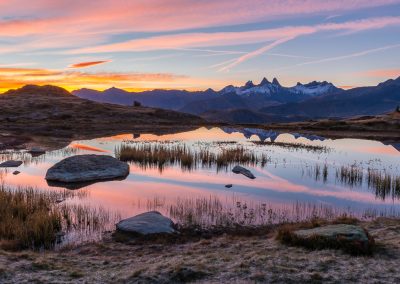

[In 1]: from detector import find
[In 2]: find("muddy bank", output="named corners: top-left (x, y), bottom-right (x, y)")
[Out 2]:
top-left (0, 218), bottom-right (399, 283)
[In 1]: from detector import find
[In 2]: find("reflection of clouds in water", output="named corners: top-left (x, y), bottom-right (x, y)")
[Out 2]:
top-left (1, 127), bottom-right (399, 217)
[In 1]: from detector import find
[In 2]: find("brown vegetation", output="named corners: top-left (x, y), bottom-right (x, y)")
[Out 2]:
top-left (116, 143), bottom-right (269, 171)
top-left (0, 85), bottom-right (204, 151)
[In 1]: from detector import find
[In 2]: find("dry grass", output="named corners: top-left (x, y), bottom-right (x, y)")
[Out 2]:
top-left (0, 184), bottom-right (118, 250)
top-left (1, 218), bottom-right (399, 283)
top-left (116, 143), bottom-right (269, 171)
top-left (0, 186), bottom-right (62, 250)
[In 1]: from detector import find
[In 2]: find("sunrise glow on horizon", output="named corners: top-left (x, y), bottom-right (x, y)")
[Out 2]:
top-left (0, 0), bottom-right (400, 93)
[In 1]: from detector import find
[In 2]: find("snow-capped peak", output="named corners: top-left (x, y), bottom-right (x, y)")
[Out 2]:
top-left (289, 81), bottom-right (337, 96)
top-left (219, 77), bottom-right (339, 97)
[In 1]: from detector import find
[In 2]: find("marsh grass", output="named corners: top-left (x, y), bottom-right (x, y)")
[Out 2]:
top-left (145, 196), bottom-right (360, 230)
top-left (0, 185), bottom-right (62, 250)
top-left (251, 141), bottom-right (329, 153)
top-left (115, 143), bottom-right (269, 171)
top-left (0, 184), bottom-right (117, 250)
top-left (336, 165), bottom-right (363, 187)
top-left (367, 169), bottom-right (400, 200)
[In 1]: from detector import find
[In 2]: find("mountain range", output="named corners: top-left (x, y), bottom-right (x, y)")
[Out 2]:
top-left (73, 77), bottom-right (400, 123)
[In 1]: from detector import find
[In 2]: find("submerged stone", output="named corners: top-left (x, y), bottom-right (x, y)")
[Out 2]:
top-left (45, 154), bottom-right (129, 183)
top-left (232, 165), bottom-right (255, 179)
top-left (116, 211), bottom-right (175, 235)
top-left (0, 160), bottom-right (23, 167)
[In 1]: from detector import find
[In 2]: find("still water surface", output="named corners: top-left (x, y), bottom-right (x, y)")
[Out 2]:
top-left (1, 127), bottom-right (400, 243)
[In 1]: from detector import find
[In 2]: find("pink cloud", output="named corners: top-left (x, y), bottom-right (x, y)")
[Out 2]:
top-left (0, 0), bottom-right (398, 36)
top-left (69, 17), bottom-right (400, 55)
top-left (362, 68), bottom-right (400, 78)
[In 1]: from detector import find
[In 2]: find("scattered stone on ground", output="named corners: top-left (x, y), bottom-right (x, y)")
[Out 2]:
top-left (0, 160), bottom-right (22, 167)
top-left (45, 154), bottom-right (130, 183)
top-left (55, 198), bottom-right (65, 204)
top-left (291, 224), bottom-right (374, 254)
top-left (116, 211), bottom-right (175, 235)
top-left (232, 165), bottom-right (256, 179)
top-left (12, 171), bottom-right (20, 175)
top-left (225, 184), bottom-right (233, 188)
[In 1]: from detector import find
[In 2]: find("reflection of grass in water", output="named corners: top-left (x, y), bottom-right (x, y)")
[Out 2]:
top-left (115, 143), bottom-right (269, 171)
top-left (252, 141), bottom-right (329, 153)
top-left (0, 184), bottom-right (117, 250)
top-left (144, 196), bottom-right (372, 229)
top-left (367, 169), bottom-right (400, 200)
top-left (336, 165), bottom-right (363, 187)
top-left (0, 147), bottom-right (79, 166)
top-left (333, 164), bottom-right (400, 200)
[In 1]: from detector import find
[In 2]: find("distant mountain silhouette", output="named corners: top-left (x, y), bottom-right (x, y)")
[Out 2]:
top-left (72, 77), bottom-right (400, 123)
top-left (73, 78), bottom-right (342, 114)
top-left (260, 76), bottom-right (400, 120)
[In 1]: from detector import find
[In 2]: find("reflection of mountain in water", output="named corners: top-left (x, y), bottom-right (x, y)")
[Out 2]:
top-left (221, 127), bottom-right (326, 142)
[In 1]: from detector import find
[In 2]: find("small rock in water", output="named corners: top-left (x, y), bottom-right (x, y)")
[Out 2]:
top-left (45, 154), bottom-right (130, 183)
top-left (116, 211), bottom-right (175, 236)
top-left (13, 171), bottom-right (21, 175)
top-left (29, 147), bottom-right (46, 156)
top-left (0, 160), bottom-right (23, 167)
top-left (225, 184), bottom-right (233, 188)
top-left (232, 165), bottom-right (255, 179)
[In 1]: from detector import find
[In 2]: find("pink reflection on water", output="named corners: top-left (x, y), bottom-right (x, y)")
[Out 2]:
top-left (70, 143), bottom-right (109, 153)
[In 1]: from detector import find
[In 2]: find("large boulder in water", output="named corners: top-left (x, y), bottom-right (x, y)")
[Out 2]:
top-left (116, 211), bottom-right (175, 235)
top-left (232, 165), bottom-right (255, 179)
top-left (285, 224), bottom-right (374, 255)
top-left (45, 154), bottom-right (129, 183)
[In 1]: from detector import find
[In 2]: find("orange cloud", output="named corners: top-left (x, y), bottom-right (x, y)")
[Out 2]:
top-left (69, 60), bottom-right (111, 68)
top-left (0, 67), bottom-right (189, 93)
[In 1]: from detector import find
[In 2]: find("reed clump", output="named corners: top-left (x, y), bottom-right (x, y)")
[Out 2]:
top-left (0, 185), bottom-right (62, 250)
top-left (115, 143), bottom-right (268, 171)
top-left (336, 165), bottom-right (363, 187)
top-left (367, 169), bottom-right (400, 200)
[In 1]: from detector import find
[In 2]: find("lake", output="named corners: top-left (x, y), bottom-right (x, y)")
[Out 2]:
top-left (1, 127), bottom-right (399, 245)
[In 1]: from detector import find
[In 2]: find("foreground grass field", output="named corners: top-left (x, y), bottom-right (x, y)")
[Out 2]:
top-left (0, 218), bottom-right (399, 283)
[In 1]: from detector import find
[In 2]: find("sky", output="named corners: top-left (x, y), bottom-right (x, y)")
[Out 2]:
top-left (0, 0), bottom-right (399, 92)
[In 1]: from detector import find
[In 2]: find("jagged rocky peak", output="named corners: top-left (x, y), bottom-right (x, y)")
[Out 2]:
top-left (244, 80), bottom-right (255, 88)
top-left (260, 77), bottom-right (271, 85)
top-left (272, 77), bottom-right (281, 86)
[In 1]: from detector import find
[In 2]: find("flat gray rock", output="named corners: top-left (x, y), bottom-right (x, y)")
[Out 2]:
top-left (232, 165), bottom-right (255, 179)
top-left (294, 224), bottom-right (369, 243)
top-left (0, 160), bottom-right (23, 167)
top-left (116, 211), bottom-right (175, 235)
top-left (45, 154), bottom-right (129, 183)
